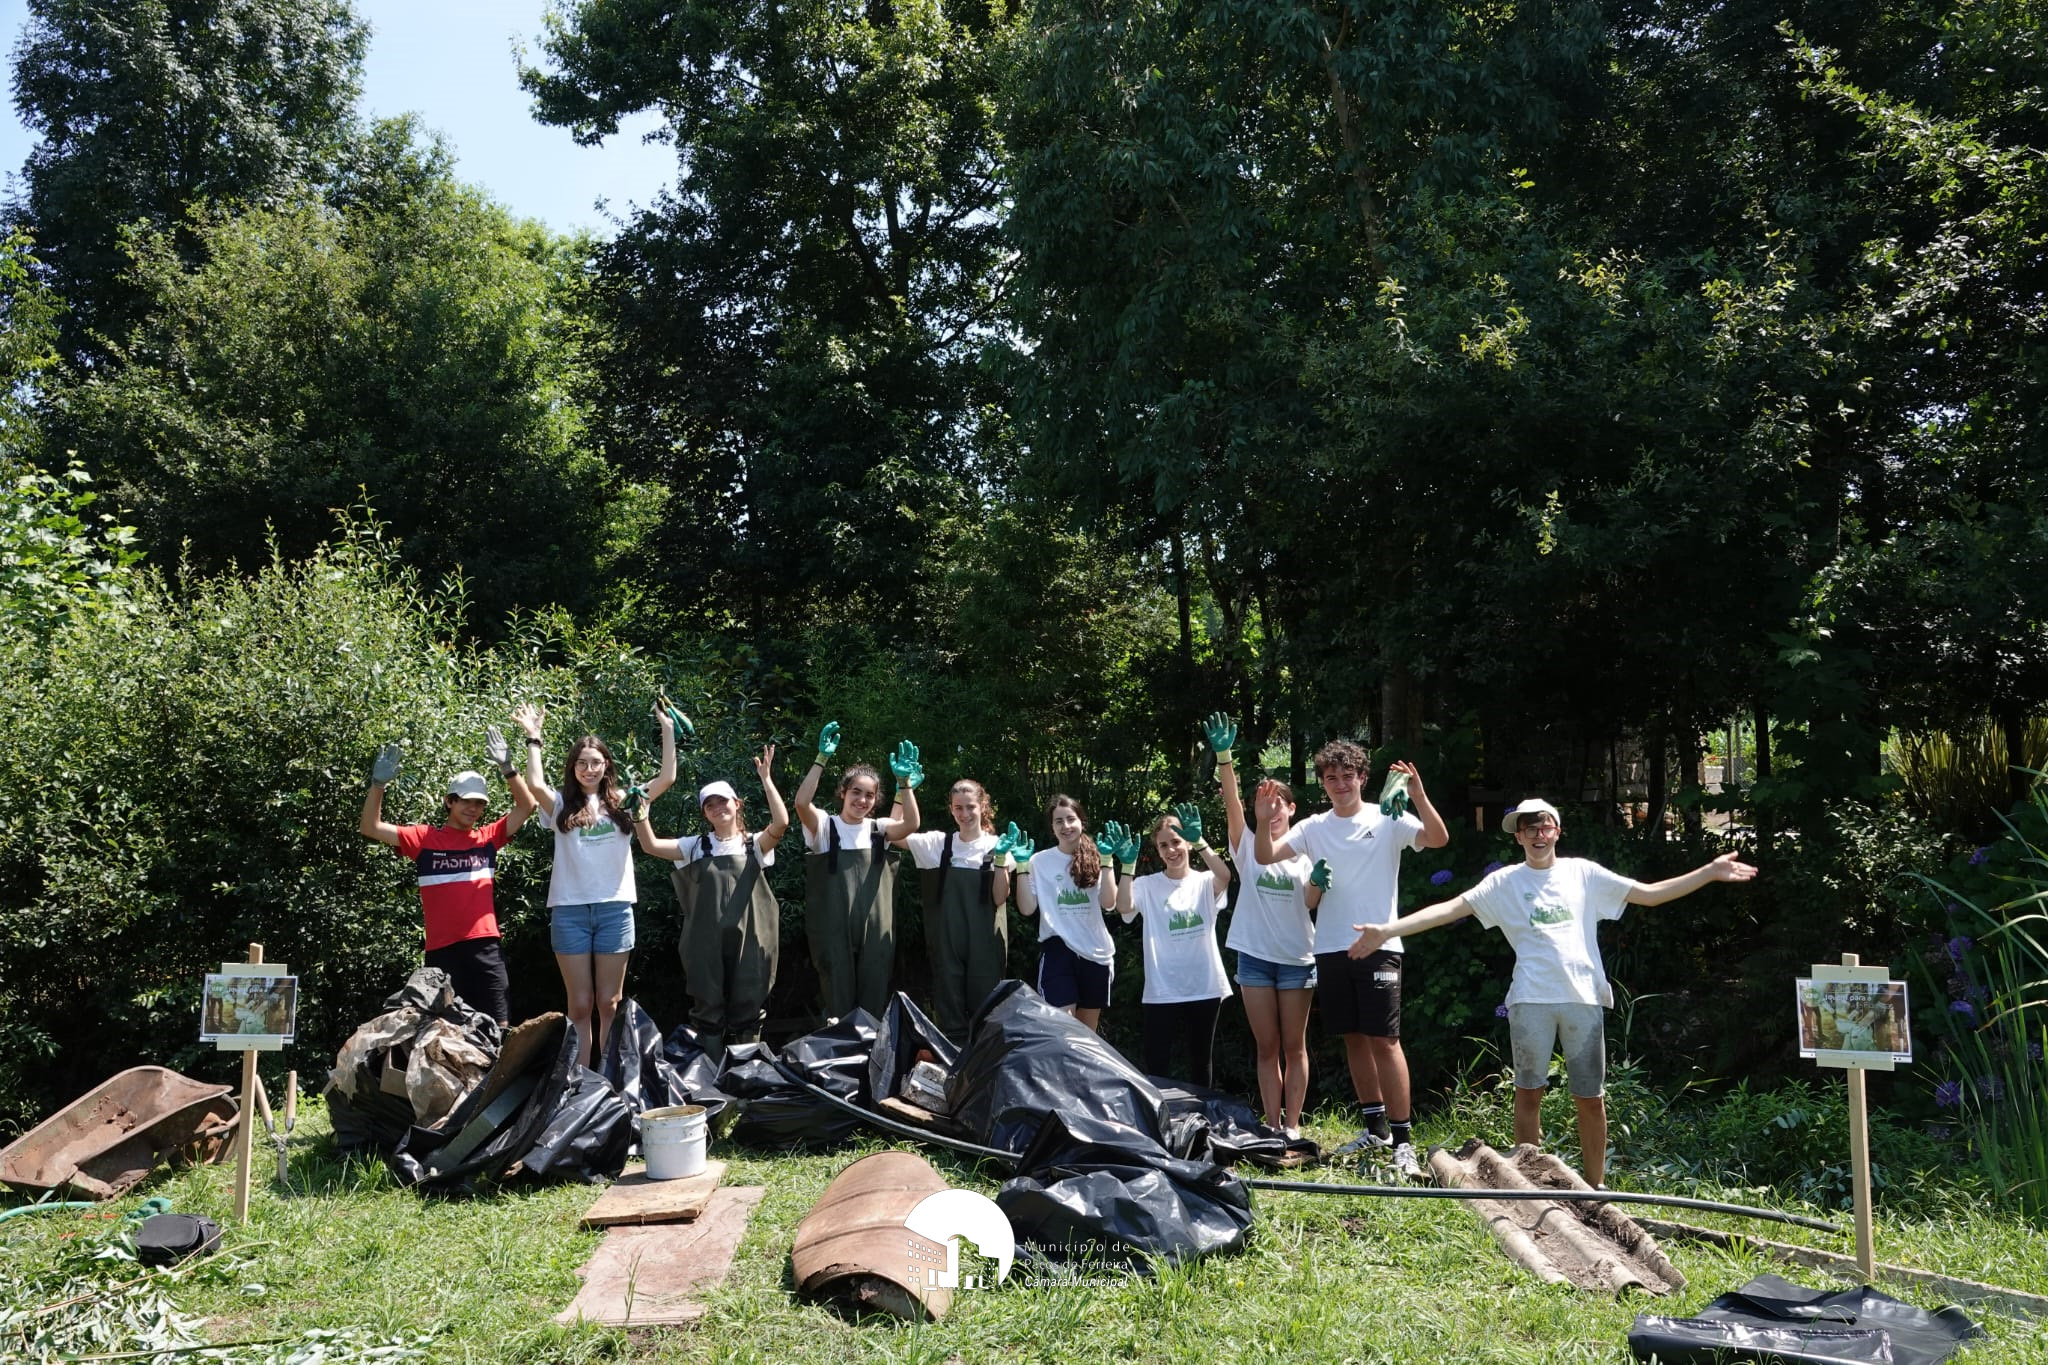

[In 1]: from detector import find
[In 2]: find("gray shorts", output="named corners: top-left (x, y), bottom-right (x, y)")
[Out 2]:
top-left (1508, 1002), bottom-right (1606, 1097)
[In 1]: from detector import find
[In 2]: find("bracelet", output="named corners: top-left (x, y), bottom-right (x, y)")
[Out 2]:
top-left (812, 756), bottom-right (827, 769)
top-left (1214, 751), bottom-right (1234, 767)
top-left (524, 737), bottom-right (542, 747)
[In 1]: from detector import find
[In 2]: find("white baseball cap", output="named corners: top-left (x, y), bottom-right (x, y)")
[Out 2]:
top-left (446, 771), bottom-right (489, 800)
top-left (1501, 798), bottom-right (1562, 834)
top-left (698, 780), bottom-right (739, 806)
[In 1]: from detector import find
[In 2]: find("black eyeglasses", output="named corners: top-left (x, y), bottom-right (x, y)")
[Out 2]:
top-left (1518, 820), bottom-right (1559, 834)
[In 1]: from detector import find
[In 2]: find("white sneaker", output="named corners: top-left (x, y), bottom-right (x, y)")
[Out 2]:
top-left (1334, 1128), bottom-right (1391, 1155)
top-left (1284, 1126), bottom-right (1302, 1142)
top-left (1391, 1142), bottom-right (1424, 1180)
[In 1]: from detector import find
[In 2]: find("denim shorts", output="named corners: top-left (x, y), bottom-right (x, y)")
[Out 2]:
top-left (550, 900), bottom-right (635, 955)
top-left (1235, 951), bottom-right (1318, 992)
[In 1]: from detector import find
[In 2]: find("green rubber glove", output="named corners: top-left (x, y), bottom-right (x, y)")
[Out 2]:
top-left (890, 739), bottom-right (923, 788)
top-left (1309, 858), bottom-right (1332, 892)
top-left (654, 696), bottom-right (694, 743)
top-left (814, 720), bottom-right (840, 766)
top-left (1010, 833), bottom-right (1036, 865)
top-left (1172, 801), bottom-right (1206, 849)
top-left (369, 742), bottom-right (402, 787)
top-left (484, 726), bottom-right (514, 779)
top-left (992, 821), bottom-right (1020, 865)
top-left (1379, 770), bottom-right (1412, 820)
top-left (1097, 820), bottom-right (1140, 868)
top-left (1202, 712), bottom-right (1238, 766)
top-left (622, 769), bottom-right (650, 823)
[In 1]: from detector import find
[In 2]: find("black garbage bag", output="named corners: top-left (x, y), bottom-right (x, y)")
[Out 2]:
top-left (1155, 1078), bottom-right (1318, 1168)
top-left (390, 1015), bottom-right (582, 1194)
top-left (599, 999), bottom-right (672, 1116)
top-left (716, 1014), bottom-right (878, 1150)
top-left (946, 982), bottom-right (1165, 1154)
top-left (514, 1064), bottom-right (634, 1183)
top-left (779, 1010), bottom-right (880, 1098)
top-left (325, 968), bottom-right (502, 1157)
top-left (869, 992), bottom-right (959, 1106)
top-left (1627, 1273), bottom-right (1985, 1365)
top-left (996, 1108), bottom-right (1254, 1268)
top-left (657, 1023), bottom-right (740, 1135)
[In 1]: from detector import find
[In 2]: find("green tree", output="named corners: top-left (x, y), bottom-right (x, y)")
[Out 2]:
top-left (7, 0), bottom-right (367, 361)
top-left (40, 122), bottom-right (617, 630)
top-left (521, 0), bottom-right (1021, 645)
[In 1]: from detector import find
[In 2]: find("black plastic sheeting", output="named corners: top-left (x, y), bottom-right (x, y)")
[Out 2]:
top-left (945, 982), bottom-right (1168, 1153)
top-left (1628, 1274), bottom-right (1985, 1364)
top-left (1157, 1079), bottom-right (1321, 1167)
top-left (717, 1012), bottom-right (879, 1148)
top-left (998, 1108), bottom-right (1255, 1269)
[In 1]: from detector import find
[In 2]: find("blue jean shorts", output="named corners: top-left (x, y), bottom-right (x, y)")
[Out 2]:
top-left (1235, 951), bottom-right (1318, 992)
top-left (550, 900), bottom-right (635, 955)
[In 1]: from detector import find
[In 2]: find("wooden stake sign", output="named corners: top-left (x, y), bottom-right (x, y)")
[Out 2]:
top-left (207, 943), bottom-right (296, 1224)
top-left (1802, 953), bottom-right (1912, 1281)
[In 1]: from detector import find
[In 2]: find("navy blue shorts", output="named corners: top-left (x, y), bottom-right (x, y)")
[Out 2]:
top-left (1037, 935), bottom-right (1112, 1010)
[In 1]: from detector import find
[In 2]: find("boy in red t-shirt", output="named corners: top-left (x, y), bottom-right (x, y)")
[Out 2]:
top-left (359, 730), bottom-right (538, 1023)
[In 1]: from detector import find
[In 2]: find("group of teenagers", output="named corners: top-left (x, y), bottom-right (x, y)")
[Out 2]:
top-left (360, 706), bottom-right (1756, 1185)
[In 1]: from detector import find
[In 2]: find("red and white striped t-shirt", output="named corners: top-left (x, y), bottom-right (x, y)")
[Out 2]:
top-left (394, 817), bottom-right (512, 950)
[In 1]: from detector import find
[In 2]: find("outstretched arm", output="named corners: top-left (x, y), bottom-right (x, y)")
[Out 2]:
top-left (792, 721), bottom-right (837, 837)
top-left (1626, 852), bottom-right (1757, 906)
top-left (503, 771), bottom-right (539, 837)
top-left (1349, 895), bottom-right (1474, 957)
top-left (359, 743), bottom-right (402, 846)
top-left (631, 808), bottom-right (684, 861)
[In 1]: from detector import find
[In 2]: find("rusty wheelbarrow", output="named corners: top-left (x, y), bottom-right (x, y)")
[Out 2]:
top-left (1, 1066), bottom-right (239, 1201)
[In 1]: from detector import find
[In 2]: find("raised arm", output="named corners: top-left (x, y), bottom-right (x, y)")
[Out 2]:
top-left (1626, 852), bottom-right (1757, 906)
top-left (1004, 830), bottom-right (1038, 917)
top-left (511, 702), bottom-right (558, 814)
top-left (754, 744), bottom-right (791, 854)
top-left (647, 698), bottom-right (689, 803)
top-left (1393, 761), bottom-right (1450, 849)
top-left (630, 806), bottom-right (684, 861)
top-left (1349, 894), bottom-right (1475, 957)
top-left (1252, 780), bottom-right (1301, 864)
top-left (1099, 821), bottom-right (1138, 911)
top-left (792, 721), bottom-right (837, 837)
top-left (1204, 713), bottom-right (1248, 850)
top-left (884, 740), bottom-right (923, 841)
top-left (358, 743), bottom-right (403, 847)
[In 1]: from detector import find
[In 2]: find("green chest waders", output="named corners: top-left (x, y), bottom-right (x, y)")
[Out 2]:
top-left (805, 819), bottom-right (896, 1021)
top-left (920, 831), bottom-right (1006, 1041)
top-left (672, 833), bottom-right (780, 1053)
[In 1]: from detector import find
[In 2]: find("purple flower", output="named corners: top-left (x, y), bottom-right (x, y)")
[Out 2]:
top-left (1934, 1079), bottom-right (1964, 1108)
top-left (1495, 1004), bottom-right (1511, 1019)
top-left (1928, 1123), bottom-right (1952, 1141)
top-left (1483, 860), bottom-right (1505, 875)
top-left (1969, 846), bottom-right (1990, 865)
top-left (1979, 1075), bottom-right (2006, 1102)
top-left (1945, 936), bottom-right (1973, 962)
top-left (1952, 999), bottom-right (1978, 1022)
top-left (1429, 869), bottom-right (1454, 886)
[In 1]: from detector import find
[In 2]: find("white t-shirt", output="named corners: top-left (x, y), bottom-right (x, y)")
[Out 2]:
top-left (671, 831), bottom-right (776, 869)
top-left (1127, 869), bottom-right (1231, 1004)
top-left (801, 814), bottom-right (886, 855)
top-left (540, 793), bottom-right (636, 906)
top-left (1026, 848), bottom-right (1115, 966)
top-left (900, 828), bottom-right (997, 870)
top-left (1227, 827), bottom-right (1316, 966)
top-left (1463, 858), bottom-right (1637, 1007)
top-left (1285, 806), bottom-right (1425, 955)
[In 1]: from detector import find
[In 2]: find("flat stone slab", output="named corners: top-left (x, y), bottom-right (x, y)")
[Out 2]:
top-left (580, 1160), bottom-right (728, 1227)
top-left (557, 1185), bottom-right (765, 1327)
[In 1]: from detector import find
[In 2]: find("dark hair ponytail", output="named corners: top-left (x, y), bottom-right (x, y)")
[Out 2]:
top-left (1049, 793), bottom-right (1101, 888)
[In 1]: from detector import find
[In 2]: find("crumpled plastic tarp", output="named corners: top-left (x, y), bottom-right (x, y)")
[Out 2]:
top-left (326, 969), bottom-right (501, 1155)
top-left (1156, 1079), bottom-right (1319, 1168)
top-left (1627, 1273), bottom-right (1985, 1364)
top-left (869, 992), bottom-right (959, 1105)
top-left (718, 1012), bottom-right (879, 1149)
top-left (997, 1107), bottom-right (1256, 1268)
top-left (945, 982), bottom-right (1167, 1153)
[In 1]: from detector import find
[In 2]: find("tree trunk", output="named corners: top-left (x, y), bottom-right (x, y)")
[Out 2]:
top-left (1997, 702), bottom-right (2030, 812)
top-left (1644, 725), bottom-right (1669, 842)
top-left (1290, 726), bottom-right (1307, 792)
top-left (1380, 666), bottom-right (1423, 750)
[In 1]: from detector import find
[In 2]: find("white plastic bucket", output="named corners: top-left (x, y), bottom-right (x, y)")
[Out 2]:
top-left (641, 1104), bottom-right (708, 1180)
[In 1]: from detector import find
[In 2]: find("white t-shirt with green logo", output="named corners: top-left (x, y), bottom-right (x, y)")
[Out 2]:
top-left (1463, 858), bottom-right (1636, 1007)
top-left (540, 793), bottom-right (636, 906)
top-left (1227, 829), bottom-right (1315, 966)
top-left (1025, 848), bottom-right (1116, 966)
top-left (1128, 869), bottom-right (1231, 1004)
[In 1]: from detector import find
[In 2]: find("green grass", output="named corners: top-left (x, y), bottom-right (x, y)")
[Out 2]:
top-left (6, 1095), bottom-right (2047, 1363)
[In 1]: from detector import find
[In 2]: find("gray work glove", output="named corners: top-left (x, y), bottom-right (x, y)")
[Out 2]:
top-left (370, 742), bottom-right (403, 787)
top-left (484, 725), bottom-right (515, 779)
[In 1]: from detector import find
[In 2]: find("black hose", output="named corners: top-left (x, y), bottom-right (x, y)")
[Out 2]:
top-left (1243, 1177), bottom-right (1843, 1234)
top-left (764, 1059), bottom-right (1842, 1235)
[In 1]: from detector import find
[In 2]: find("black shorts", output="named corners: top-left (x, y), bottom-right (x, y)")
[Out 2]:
top-left (1315, 949), bottom-right (1402, 1038)
top-left (425, 935), bottom-right (511, 1024)
top-left (1037, 936), bottom-right (1112, 1011)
